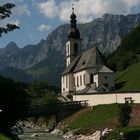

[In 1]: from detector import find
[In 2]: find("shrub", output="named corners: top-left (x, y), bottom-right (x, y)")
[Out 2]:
top-left (119, 103), bottom-right (132, 127)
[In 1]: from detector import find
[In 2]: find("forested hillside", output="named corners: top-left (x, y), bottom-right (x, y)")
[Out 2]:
top-left (107, 24), bottom-right (140, 71)
top-left (107, 24), bottom-right (140, 91)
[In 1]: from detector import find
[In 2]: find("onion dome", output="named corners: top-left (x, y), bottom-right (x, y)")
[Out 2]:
top-left (68, 7), bottom-right (80, 39)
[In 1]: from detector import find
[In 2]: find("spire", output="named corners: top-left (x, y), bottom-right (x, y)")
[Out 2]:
top-left (72, 3), bottom-right (74, 13)
top-left (70, 4), bottom-right (77, 28)
top-left (68, 5), bottom-right (80, 39)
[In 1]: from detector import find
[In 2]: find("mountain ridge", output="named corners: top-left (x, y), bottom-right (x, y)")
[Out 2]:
top-left (1, 13), bottom-right (140, 86)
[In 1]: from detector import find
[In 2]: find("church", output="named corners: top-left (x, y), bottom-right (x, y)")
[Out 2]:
top-left (61, 8), bottom-right (115, 97)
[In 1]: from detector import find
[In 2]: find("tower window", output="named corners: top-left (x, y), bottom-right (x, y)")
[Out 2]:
top-left (74, 43), bottom-right (78, 54)
top-left (90, 74), bottom-right (94, 83)
top-left (104, 76), bottom-right (108, 79)
top-left (82, 61), bottom-right (86, 65)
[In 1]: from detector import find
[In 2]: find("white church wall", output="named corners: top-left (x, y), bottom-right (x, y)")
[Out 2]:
top-left (61, 74), bottom-right (74, 94)
top-left (61, 75), bottom-right (68, 93)
top-left (69, 73), bottom-right (74, 91)
top-left (73, 93), bottom-right (140, 106)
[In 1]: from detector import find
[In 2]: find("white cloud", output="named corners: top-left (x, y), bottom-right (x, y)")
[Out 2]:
top-left (38, 0), bottom-right (58, 18)
top-left (9, 20), bottom-right (20, 26)
top-left (13, 5), bottom-right (31, 16)
top-left (37, 0), bottom-right (140, 23)
top-left (38, 24), bottom-right (51, 32)
top-left (59, 0), bottom-right (140, 23)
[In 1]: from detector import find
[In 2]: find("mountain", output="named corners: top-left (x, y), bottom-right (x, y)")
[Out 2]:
top-left (1, 13), bottom-right (140, 86)
top-left (107, 24), bottom-right (140, 71)
top-left (107, 24), bottom-right (140, 91)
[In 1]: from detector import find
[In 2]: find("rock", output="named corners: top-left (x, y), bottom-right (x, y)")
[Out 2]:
top-left (51, 129), bottom-right (63, 135)
top-left (101, 128), bottom-right (112, 137)
top-left (31, 133), bottom-right (39, 137)
top-left (45, 129), bottom-right (49, 132)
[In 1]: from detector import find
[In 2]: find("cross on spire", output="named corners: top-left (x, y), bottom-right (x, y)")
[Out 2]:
top-left (72, 3), bottom-right (74, 13)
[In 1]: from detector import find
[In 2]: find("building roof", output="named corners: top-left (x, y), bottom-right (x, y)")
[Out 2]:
top-left (97, 65), bottom-right (114, 73)
top-left (62, 47), bottom-right (113, 75)
top-left (61, 55), bottom-right (81, 75)
top-left (74, 47), bottom-right (104, 72)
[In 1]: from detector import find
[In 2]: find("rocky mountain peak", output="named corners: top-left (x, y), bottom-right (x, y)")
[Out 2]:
top-left (5, 41), bottom-right (19, 51)
top-left (1, 13), bottom-right (140, 86)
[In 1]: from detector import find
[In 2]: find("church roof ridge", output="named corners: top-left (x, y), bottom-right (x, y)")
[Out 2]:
top-left (73, 47), bottom-right (105, 72)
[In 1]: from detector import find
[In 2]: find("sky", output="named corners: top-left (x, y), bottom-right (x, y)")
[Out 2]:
top-left (1, 0), bottom-right (140, 48)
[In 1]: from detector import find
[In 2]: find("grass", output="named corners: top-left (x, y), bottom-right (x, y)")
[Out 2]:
top-left (66, 104), bottom-right (119, 132)
top-left (0, 134), bottom-right (11, 140)
top-left (115, 62), bottom-right (140, 91)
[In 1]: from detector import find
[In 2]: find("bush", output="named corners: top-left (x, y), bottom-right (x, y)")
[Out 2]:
top-left (44, 92), bottom-right (59, 105)
top-left (0, 134), bottom-right (11, 140)
top-left (119, 103), bottom-right (132, 127)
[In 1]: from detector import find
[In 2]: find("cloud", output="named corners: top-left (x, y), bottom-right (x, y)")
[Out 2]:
top-left (37, 0), bottom-right (140, 23)
top-left (38, 24), bottom-right (51, 32)
top-left (9, 20), bottom-right (20, 26)
top-left (38, 0), bottom-right (58, 18)
top-left (13, 5), bottom-right (31, 16)
top-left (59, 0), bottom-right (140, 23)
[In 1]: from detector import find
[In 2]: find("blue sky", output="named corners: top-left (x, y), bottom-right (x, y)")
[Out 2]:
top-left (1, 0), bottom-right (140, 48)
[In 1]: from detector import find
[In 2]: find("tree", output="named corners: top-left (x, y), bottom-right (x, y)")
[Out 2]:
top-left (119, 102), bottom-right (132, 127)
top-left (0, 76), bottom-right (30, 133)
top-left (28, 80), bottom-right (60, 106)
top-left (0, 3), bottom-right (19, 37)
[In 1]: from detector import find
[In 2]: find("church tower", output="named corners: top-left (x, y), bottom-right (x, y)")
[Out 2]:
top-left (66, 7), bottom-right (82, 67)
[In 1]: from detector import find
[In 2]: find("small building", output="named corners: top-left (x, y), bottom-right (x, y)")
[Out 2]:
top-left (61, 8), bottom-right (115, 97)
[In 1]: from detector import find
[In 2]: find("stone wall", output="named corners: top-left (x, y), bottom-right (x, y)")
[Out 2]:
top-left (73, 92), bottom-right (140, 106)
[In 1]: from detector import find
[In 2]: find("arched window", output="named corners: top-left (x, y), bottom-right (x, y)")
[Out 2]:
top-left (74, 43), bottom-right (78, 55)
top-left (77, 76), bottom-right (79, 87)
top-left (83, 74), bottom-right (85, 85)
top-left (80, 75), bottom-right (82, 86)
top-left (90, 74), bottom-right (94, 83)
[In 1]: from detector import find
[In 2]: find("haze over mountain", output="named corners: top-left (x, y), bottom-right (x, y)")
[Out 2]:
top-left (1, 13), bottom-right (140, 86)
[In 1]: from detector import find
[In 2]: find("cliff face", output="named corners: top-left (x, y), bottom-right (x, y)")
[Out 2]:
top-left (1, 13), bottom-right (140, 85)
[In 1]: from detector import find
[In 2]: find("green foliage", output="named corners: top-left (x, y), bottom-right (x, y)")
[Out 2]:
top-left (44, 93), bottom-right (59, 105)
top-left (0, 134), bottom-right (11, 140)
top-left (107, 127), bottom-right (140, 140)
top-left (118, 103), bottom-right (132, 127)
top-left (28, 80), bottom-right (60, 106)
top-left (28, 80), bottom-right (59, 98)
top-left (0, 76), bottom-right (30, 133)
top-left (0, 3), bottom-right (19, 37)
top-left (107, 24), bottom-right (140, 71)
